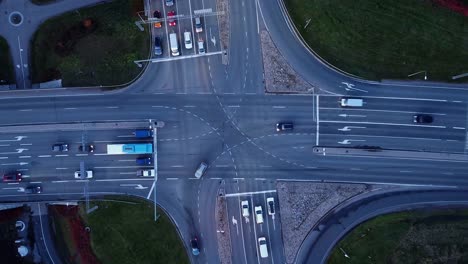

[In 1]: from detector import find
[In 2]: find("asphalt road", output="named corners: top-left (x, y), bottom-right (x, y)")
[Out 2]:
top-left (0, 0), bottom-right (467, 263)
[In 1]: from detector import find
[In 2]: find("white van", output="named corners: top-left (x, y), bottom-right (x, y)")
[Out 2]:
top-left (184, 31), bottom-right (193, 49)
top-left (258, 237), bottom-right (268, 258)
top-left (169, 33), bottom-right (179, 56)
top-left (340, 97), bottom-right (363, 107)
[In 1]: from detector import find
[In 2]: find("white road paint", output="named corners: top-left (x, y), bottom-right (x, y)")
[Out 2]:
top-left (55, 168), bottom-right (68, 170)
top-left (323, 107), bottom-right (448, 116)
top-left (38, 155), bottom-right (51, 158)
top-left (37, 204), bottom-right (56, 264)
top-left (453, 127), bottom-right (465, 130)
top-left (225, 189), bottom-right (276, 197)
top-left (170, 165), bottom-right (183, 168)
top-left (320, 120), bottom-right (446, 128)
top-left (55, 154), bottom-right (68, 157)
top-left (64, 108), bottom-right (78, 110)
top-left (147, 180), bottom-right (156, 199)
top-left (119, 172), bottom-right (136, 175)
top-left (316, 96), bottom-right (320, 145)
top-left (166, 178), bottom-right (178, 180)
top-left (19, 156), bottom-right (31, 158)
top-left (273, 106), bottom-right (286, 109)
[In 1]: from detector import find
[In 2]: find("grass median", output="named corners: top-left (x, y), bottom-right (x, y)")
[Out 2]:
top-left (49, 197), bottom-right (189, 264)
top-left (327, 209), bottom-right (468, 264)
top-left (0, 37), bottom-right (14, 85)
top-left (31, 0), bottom-right (149, 87)
top-left (285, 0), bottom-right (468, 82)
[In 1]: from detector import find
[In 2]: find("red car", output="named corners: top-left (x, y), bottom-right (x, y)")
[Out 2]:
top-left (167, 11), bottom-right (177, 26)
top-left (3, 172), bottom-right (22, 182)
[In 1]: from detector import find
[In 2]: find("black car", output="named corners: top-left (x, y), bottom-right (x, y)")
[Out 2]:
top-left (79, 144), bottom-right (94, 153)
top-left (154, 36), bottom-right (163, 56)
top-left (25, 185), bottom-right (42, 194)
top-left (413, 114), bottom-right (433, 124)
top-left (52, 143), bottom-right (68, 152)
top-left (276, 122), bottom-right (294, 132)
top-left (190, 237), bottom-right (200, 256)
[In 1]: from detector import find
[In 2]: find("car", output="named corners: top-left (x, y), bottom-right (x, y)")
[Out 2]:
top-left (78, 144), bottom-right (94, 153)
top-left (198, 39), bottom-right (205, 54)
top-left (190, 237), bottom-right (200, 256)
top-left (258, 237), bottom-right (269, 258)
top-left (184, 31), bottom-right (193, 49)
top-left (136, 157), bottom-right (152, 165)
top-left (266, 197), bottom-right (275, 216)
top-left (137, 169), bottom-right (155, 177)
top-left (241, 200), bottom-right (249, 217)
top-left (25, 185), bottom-right (42, 194)
top-left (276, 122), bottom-right (293, 132)
top-left (340, 97), bottom-right (363, 107)
top-left (52, 143), bottom-right (68, 152)
top-left (3, 172), bottom-right (22, 182)
top-left (195, 17), bottom-right (203, 33)
top-left (194, 162), bottom-right (208, 178)
top-left (154, 37), bottom-right (163, 56)
top-left (165, 0), bottom-right (174, 6)
top-left (413, 114), bottom-right (433, 123)
top-left (74, 170), bottom-right (93, 179)
top-left (153, 10), bottom-right (162, 28)
top-left (255, 206), bottom-right (264, 224)
top-left (167, 11), bottom-right (176, 26)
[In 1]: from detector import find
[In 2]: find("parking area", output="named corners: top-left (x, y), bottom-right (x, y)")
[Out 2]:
top-left (147, 0), bottom-right (222, 60)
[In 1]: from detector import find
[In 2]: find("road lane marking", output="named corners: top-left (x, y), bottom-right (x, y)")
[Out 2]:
top-left (170, 165), bottom-right (183, 168)
top-left (19, 109), bottom-right (32, 112)
top-left (55, 154), bottom-right (68, 157)
top-left (215, 165), bottom-right (229, 168)
top-left (273, 106), bottom-right (286, 109)
top-left (20, 143), bottom-right (32, 146)
top-left (119, 172), bottom-right (135, 175)
top-left (225, 189), bottom-right (276, 197)
top-left (64, 108), bottom-right (78, 110)
top-left (106, 106), bottom-right (119, 109)
top-left (166, 178), bottom-right (178, 180)
top-left (56, 168), bottom-right (68, 170)
top-left (228, 105), bottom-right (240, 108)
top-left (118, 159), bottom-right (134, 162)
top-left (321, 107), bottom-right (448, 116)
top-left (0, 157), bottom-right (8, 159)
top-left (453, 127), bottom-right (465, 130)
top-left (38, 155), bottom-right (51, 158)
top-left (255, 178), bottom-right (267, 181)
top-left (320, 120), bottom-right (446, 128)
top-left (147, 180), bottom-right (156, 199)
top-left (95, 178), bottom-right (154, 182)
top-left (75, 154), bottom-right (88, 156)
top-left (94, 166), bottom-right (151, 169)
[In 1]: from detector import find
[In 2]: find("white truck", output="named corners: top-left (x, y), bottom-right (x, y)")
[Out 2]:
top-left (169, 33), bottom-right (179, 56)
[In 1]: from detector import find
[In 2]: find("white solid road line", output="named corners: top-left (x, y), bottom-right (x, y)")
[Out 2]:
top-left (37, 204), bottom-right (55, 264)
top-left (95, 166), bottom-right (150, 169)
top-left (321, 107), bottom-right (448, 116)
top-left (95, 178), bottom-right (153, 182)
top-left (321, 133), bottom-right (444, 141)
top-left (225, 189), bottom-right (276, 197)
top-left (147, 181), bottom-right (156, 199)
top-left (453, 127), bottom-right (466, 130)
top-left (320, 120), bottom-right (446, 128)
top-left (55, 168), bottom-right (68, 170)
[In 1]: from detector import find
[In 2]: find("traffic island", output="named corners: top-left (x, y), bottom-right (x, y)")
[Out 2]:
top-left (216, 188), bottom-right (232, 264)
top-left (277, 181), bottom-right (391, 264)
top-left (48, 197), bottom-right (189, 264)
top-left (260, 30), bottom-right (315, 94)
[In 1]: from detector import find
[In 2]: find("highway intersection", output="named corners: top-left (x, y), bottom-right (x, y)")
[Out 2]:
top-left (0, 0), bottom-right (467, 263)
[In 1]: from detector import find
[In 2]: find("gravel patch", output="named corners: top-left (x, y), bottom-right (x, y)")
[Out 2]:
top-left (277, 181), bottom-right (372, 263)
top-left (260, 30), bottom-right (314, 94)
top-left (216, 188), bottom-right (232, 264)
top-left (216, 0), bottom-right (230, 64)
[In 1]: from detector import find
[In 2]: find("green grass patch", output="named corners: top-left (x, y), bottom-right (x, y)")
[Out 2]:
top-left (285, 0), bottom-right (468, 82)
top-left (80, 197), bottom-right (189, 264)
top-left (0, 37), bottom-right (14, 85)
top-left (327, 209), bottom-right (468, 264)
top-left (31, 0), bottom-right (149, 87)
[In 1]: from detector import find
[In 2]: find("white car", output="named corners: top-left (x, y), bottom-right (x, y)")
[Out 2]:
top-left (255, 206), bottom-right (263, 224)
top-left (258, 237), bottom-right (269, 258)
top-left (198, 39), bottom-right (205, 54)
top-left (184, 31), bottom-right (193, 49)
top-left (194, 162), bottom-right (208, 178)
top-left (266, 197), bottom-right (275, 216)
top-left (241, 200), bottom-right (249, 217)
top-left (74, 170), bottom-right (93, 179)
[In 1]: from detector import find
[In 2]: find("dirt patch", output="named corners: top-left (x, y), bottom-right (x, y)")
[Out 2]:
top-left (216, 189), bottom-right (232, 264)
top-left (277, 181), bottom-right (372, 263)
top-left (260, 30), bottom-right (314, 94)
